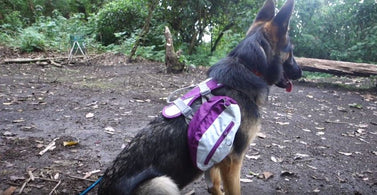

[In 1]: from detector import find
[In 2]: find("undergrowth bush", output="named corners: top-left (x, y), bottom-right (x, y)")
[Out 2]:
top-left (19, 27), bottom-right (46, 52)
top-left (0, 9), bottom-right (97, 53)
top-left (95, 0), bottom-right (146, 45)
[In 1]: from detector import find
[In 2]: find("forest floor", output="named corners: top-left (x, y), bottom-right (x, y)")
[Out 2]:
top-left (1, 47), bottom-right (377, 194)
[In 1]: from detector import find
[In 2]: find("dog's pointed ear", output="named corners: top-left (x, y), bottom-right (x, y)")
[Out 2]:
top-left (272, 0), bottom-right (294, 39)
top-left (255, 0), bottom-right (275, 22)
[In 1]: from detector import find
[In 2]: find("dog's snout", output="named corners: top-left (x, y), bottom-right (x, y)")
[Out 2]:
top-left (284, 57), bottom-right (302, 80)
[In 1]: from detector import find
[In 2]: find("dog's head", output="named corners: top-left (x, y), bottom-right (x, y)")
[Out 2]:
top-left (231, 0), bottom-right (301, 92)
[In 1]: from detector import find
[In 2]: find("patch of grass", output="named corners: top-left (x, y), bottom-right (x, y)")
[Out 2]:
top-left (302, 71), bottom-right (334, 79)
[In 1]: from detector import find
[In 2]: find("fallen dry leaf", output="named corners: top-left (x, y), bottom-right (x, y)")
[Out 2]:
top-left (12, 119), bottom-right (25, 123)
top-left (85, 112), bottom-right (94, 118)
top-left (337, 106), bottom-right (347, 112)
top-left (261, 172), bottom-right (274, 180)
top-left (104, 126), bottom-right (115, 135)
top-left (245, 154), bottom-right (260, 160)
top-left (307, 165), bottom-right (318, 170)
top-left (316, 131), bottom-right (325, 136)
top-left (338, 152), bottom-right (353, 156)
top-left (3, 186), bottom-right (17, 195)
top-left (272, 143), bottom-right (286, 149)
top-left (104, 126), bottom-right (115, 132)
top-left (276, 121), bottom-right (290, 126)
top-left (256, 172), bottom-right (274, 180)
top-left (54, 173), bottom-right (60, 180)
top-left (271, 156), bottom-right (283, 163)
top-left (9, 175), bottom-right (25, 181)
top-left (302, 128), bottom-right (311, 132)
top-left (63, 141), bottom-right (79, 146)
top-left (240, 178), bottom-right (253, 183)
top-left (294, 153), bottom-right (310, 159)
top-left (3, 131), bottom-right (15, 136)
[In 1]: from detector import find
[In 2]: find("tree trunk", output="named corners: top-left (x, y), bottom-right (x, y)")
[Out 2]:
top-left (296, 57), bottom-right (377, 77)
top-left (164, 26), bottom-right (185, 73)
top-left (211, 23), bottom-right (234, 54)
top-left (188, 30), bottom-right (198, 55)
top-left (128, 0), bottom-right (157, 61)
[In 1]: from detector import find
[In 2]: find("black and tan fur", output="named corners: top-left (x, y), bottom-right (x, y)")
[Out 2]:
top-left (98, 0), bottom-right (301, 194)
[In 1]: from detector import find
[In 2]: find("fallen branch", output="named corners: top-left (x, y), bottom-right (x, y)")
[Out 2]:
top-left (296, 57), bottom-right (377, 77)
top-left (4, 57), bottom-right (66, 63)
top-left (3, 56), bottom-right (88, 64)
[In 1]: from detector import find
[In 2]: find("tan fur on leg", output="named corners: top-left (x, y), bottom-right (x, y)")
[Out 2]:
top-left (218, 155), bottom-right (243, 195)
top-left (208, 167), bottom-right (223, 195)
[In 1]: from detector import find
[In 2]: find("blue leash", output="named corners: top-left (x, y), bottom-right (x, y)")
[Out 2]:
top-left (79, 177), bottom-right (103, 195)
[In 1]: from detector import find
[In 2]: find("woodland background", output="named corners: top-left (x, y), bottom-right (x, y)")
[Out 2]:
top-left (0, 0), bottom-right (376, 65)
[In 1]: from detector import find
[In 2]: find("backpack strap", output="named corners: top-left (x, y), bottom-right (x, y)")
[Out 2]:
top-left (198, 80), bottom-right (212, 103)
top-left (162, 78), bottom-right (223, 119)
top-left (173, 98), bottom-right (193, 120)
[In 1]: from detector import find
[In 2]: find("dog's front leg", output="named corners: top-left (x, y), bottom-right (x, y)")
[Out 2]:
top-left (219, 155), bottom-right (243, 195)
top-left (207, 167), bottom-right (223, 195)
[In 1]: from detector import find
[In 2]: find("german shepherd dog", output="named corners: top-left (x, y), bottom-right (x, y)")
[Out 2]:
top-left (98, 0), bottom-right (301, 194)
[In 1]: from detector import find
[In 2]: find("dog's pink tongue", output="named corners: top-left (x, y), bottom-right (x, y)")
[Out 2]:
top-left (286, 80), bottom-right (293, 92)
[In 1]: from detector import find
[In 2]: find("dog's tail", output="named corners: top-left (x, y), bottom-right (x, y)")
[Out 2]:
top-left (105, 167), bottom-right (179, 195)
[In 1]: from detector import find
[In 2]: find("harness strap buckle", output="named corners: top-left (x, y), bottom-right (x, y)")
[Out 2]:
top-left (173, 98), bottom-right (193, 120)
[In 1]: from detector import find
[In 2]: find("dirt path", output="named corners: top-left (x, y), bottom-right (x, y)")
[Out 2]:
top-left (1, 52), bottom-right (376, 194)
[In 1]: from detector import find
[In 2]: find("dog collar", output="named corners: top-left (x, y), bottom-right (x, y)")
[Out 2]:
top-left (253, 70), bottom-right (262, 77)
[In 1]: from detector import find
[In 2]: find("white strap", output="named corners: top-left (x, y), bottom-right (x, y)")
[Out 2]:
top-left (198, 81), bottom-right (211, 96)
top-left (173, 98), bottom-right (193, 119)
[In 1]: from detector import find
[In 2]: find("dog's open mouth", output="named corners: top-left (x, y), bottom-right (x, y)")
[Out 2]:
top-left (275, 74), bottom-right (293, 92)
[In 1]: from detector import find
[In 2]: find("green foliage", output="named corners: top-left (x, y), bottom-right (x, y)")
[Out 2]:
top-left (18, 27), bottom-right (46, 52)
top-left (95, 0), bottom-right (147, 45)
top-left (2, 11), bottom-right (24, 31)
top-left (0, 10), bottom-right (96, 52)
top-left (1, 0), bottom-right (376, 65)
top-left (290, 0), bottom-right (377, 63)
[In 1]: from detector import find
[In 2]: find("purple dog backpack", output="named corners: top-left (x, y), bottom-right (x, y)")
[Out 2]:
top-left (162, 78), bottom-right (241, 171)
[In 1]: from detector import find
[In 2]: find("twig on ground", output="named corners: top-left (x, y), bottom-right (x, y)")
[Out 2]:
top-left (67, 175), bottom-right (97, 182)
top-left (27, 169), bottom-right (35, 181)
top-left (144, 73), bottom-right (181, 88)
top-left (39, 138), bottom-right (58, 156)
top-left (49, 60), bottom-right (62, 67)
top-left (19, 178), bottom-right (31, 194)
top-left (48, 180), bottom-right (62, 195)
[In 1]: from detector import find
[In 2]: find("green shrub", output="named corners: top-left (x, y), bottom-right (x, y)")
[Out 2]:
top-left (18, 27), bottom-right (46, 52)
top-left (95, 0), bottom-right (146, 45)
top-left (3, 11), bottom-right (24, 31)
